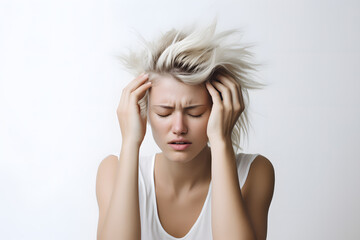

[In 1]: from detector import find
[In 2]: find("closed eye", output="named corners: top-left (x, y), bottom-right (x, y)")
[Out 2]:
top-left (156, 114), bottom-right (203, 118)
top-left (189, 114), bottom-right (203, 118)
top-left (157, 114), bottom-right (170, 118)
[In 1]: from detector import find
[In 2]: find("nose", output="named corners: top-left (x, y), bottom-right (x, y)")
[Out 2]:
top-left (171, 112), bottom-right (188, 135)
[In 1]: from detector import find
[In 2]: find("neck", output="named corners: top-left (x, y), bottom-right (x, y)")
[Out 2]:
top-left (155, 146), bottom-right (212, 197)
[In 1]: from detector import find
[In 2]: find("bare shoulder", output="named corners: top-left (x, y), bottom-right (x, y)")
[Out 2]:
top-left (96, 155), bottom-right (119, 207)
top-left (242, 154), bottom-right (275, 204)
top-left (251, 155), bottom-right (275, 182)
top-left (97, 154), bottom-right (119, 177)
top-left (240, 155), bottom-right (275, 240)
top-left (95, 155), bottom-right (119, 238)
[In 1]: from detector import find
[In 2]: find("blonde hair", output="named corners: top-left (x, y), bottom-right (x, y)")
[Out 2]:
top-left (119, 22), bottom-right (265, 152)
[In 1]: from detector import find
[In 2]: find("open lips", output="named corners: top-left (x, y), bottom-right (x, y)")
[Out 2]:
top-left (168, 139), bottom-right (192, 150)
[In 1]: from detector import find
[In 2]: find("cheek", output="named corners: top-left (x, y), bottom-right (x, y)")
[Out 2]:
top-left (193, 117), bottom-right (210, 134)
top-left (201, 112), bottom-right (211, 127)
top-left (149, 115), bottom-right (167, 139)
top-left (149, 124), bottom-right (163, 148)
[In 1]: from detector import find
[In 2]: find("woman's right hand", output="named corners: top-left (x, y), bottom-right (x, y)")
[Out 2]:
top-left (117, 73), bottom-right (152, 147)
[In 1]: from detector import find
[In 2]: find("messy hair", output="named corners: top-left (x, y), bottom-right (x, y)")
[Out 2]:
top-left (119, 22), bottom-right (265, 152)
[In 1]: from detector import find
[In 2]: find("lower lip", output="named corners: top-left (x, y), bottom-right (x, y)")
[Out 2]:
top-left (169, 143), bottom-right (191, 151)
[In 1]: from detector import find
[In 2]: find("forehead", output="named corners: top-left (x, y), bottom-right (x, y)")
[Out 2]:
top-left (149, 75), bottom-right (210, 104)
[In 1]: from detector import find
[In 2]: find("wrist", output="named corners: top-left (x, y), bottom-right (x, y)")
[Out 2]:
top-left (208, 136), bottom-right (232, 148)
top-left (121, 140), bottom-right (141, 151)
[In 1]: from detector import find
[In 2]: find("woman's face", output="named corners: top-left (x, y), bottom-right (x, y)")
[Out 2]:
top-left (148, 75), bottom-right (212, 163)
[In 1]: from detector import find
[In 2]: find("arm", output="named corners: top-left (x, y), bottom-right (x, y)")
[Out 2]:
top-left (242, 155), bottom-right (275, 240)
top-left (210, 138), bottom-right (255, 239)
top-left (96, 73), bottom-right (152, 240)
top-left (206, 75), bottom-right (275, 240)
top-left (96, 144), bottom-right (141, 240)
top-left (210, 141), bottom-right (274, 240)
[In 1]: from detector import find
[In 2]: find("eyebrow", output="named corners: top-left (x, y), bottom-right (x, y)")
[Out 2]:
top-left (151, 105), bottom-right (206, 110)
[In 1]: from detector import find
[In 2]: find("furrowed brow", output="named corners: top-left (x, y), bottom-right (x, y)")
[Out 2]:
top-left (152, 105), bottom-right (206, 110)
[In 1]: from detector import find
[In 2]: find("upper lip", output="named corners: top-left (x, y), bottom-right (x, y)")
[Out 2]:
top-left (168, 138), bottom-right (192, 144)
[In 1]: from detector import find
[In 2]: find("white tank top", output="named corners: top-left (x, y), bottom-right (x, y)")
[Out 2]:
top-left (137, 152), bottom-right (259, 240)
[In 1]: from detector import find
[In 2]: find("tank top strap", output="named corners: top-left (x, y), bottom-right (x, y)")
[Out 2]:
top-left (236, 153), bottom-right (259, 189)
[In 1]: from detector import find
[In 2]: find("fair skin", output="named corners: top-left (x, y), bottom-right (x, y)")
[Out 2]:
top-left (148, 74), bottom-right (212, 196)
top-left (96, 73), bottom-right (275, 240)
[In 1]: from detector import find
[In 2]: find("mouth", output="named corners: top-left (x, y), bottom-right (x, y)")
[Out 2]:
top-left (168, 141), bottom-right (192, 151)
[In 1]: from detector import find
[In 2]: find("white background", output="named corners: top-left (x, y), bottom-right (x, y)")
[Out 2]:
top-left (1, 0), bottom-right (359, 239)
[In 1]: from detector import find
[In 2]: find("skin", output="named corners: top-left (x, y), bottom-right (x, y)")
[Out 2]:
top-left (96, 74), bottom-right (152, 240)
top-left (148, 75), bottom-right (212, 196)
top-left (205, 75), bottom-right (275, 240)
top-left (96, 73), bottom-right (275, 240)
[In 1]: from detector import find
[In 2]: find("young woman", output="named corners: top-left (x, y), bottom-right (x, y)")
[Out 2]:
top-left (96, 23), bottom-right (275, 240)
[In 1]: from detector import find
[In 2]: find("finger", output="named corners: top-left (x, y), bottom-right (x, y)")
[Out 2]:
top-left (211, 79), bottom-right (232, 111)
top-left (124, 73), bottom-right (149, 94)
top-left (217, 74), bottom-right (242, 112)
top-left (216, 74), bottom-right (246, 131)
top-left (130, 81), bottom-right (152, 103)
top-left (219, 74), bottom-right (242, 98)
top-left (205, 81), bottom-right (222, 106)
top-left (118, 81), bottom-right (151, 121)
top-left (120, 73), bottom-right (149, 107)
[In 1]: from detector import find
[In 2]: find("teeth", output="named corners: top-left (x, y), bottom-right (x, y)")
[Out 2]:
top-left (174, 142), bottom-right (186, 144)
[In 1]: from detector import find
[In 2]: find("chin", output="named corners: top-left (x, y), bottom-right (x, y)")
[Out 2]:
top-left (161, 145), bottom-right (206, 163)
top-left (163, 151), bottom-right (194, 163)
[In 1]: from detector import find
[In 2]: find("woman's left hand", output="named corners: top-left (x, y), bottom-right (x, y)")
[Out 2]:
top-left (205, 74), bottom-right (245, 144)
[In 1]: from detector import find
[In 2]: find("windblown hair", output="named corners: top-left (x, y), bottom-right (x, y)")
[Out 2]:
top-left (119, 23), bottom-right (265, 152)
